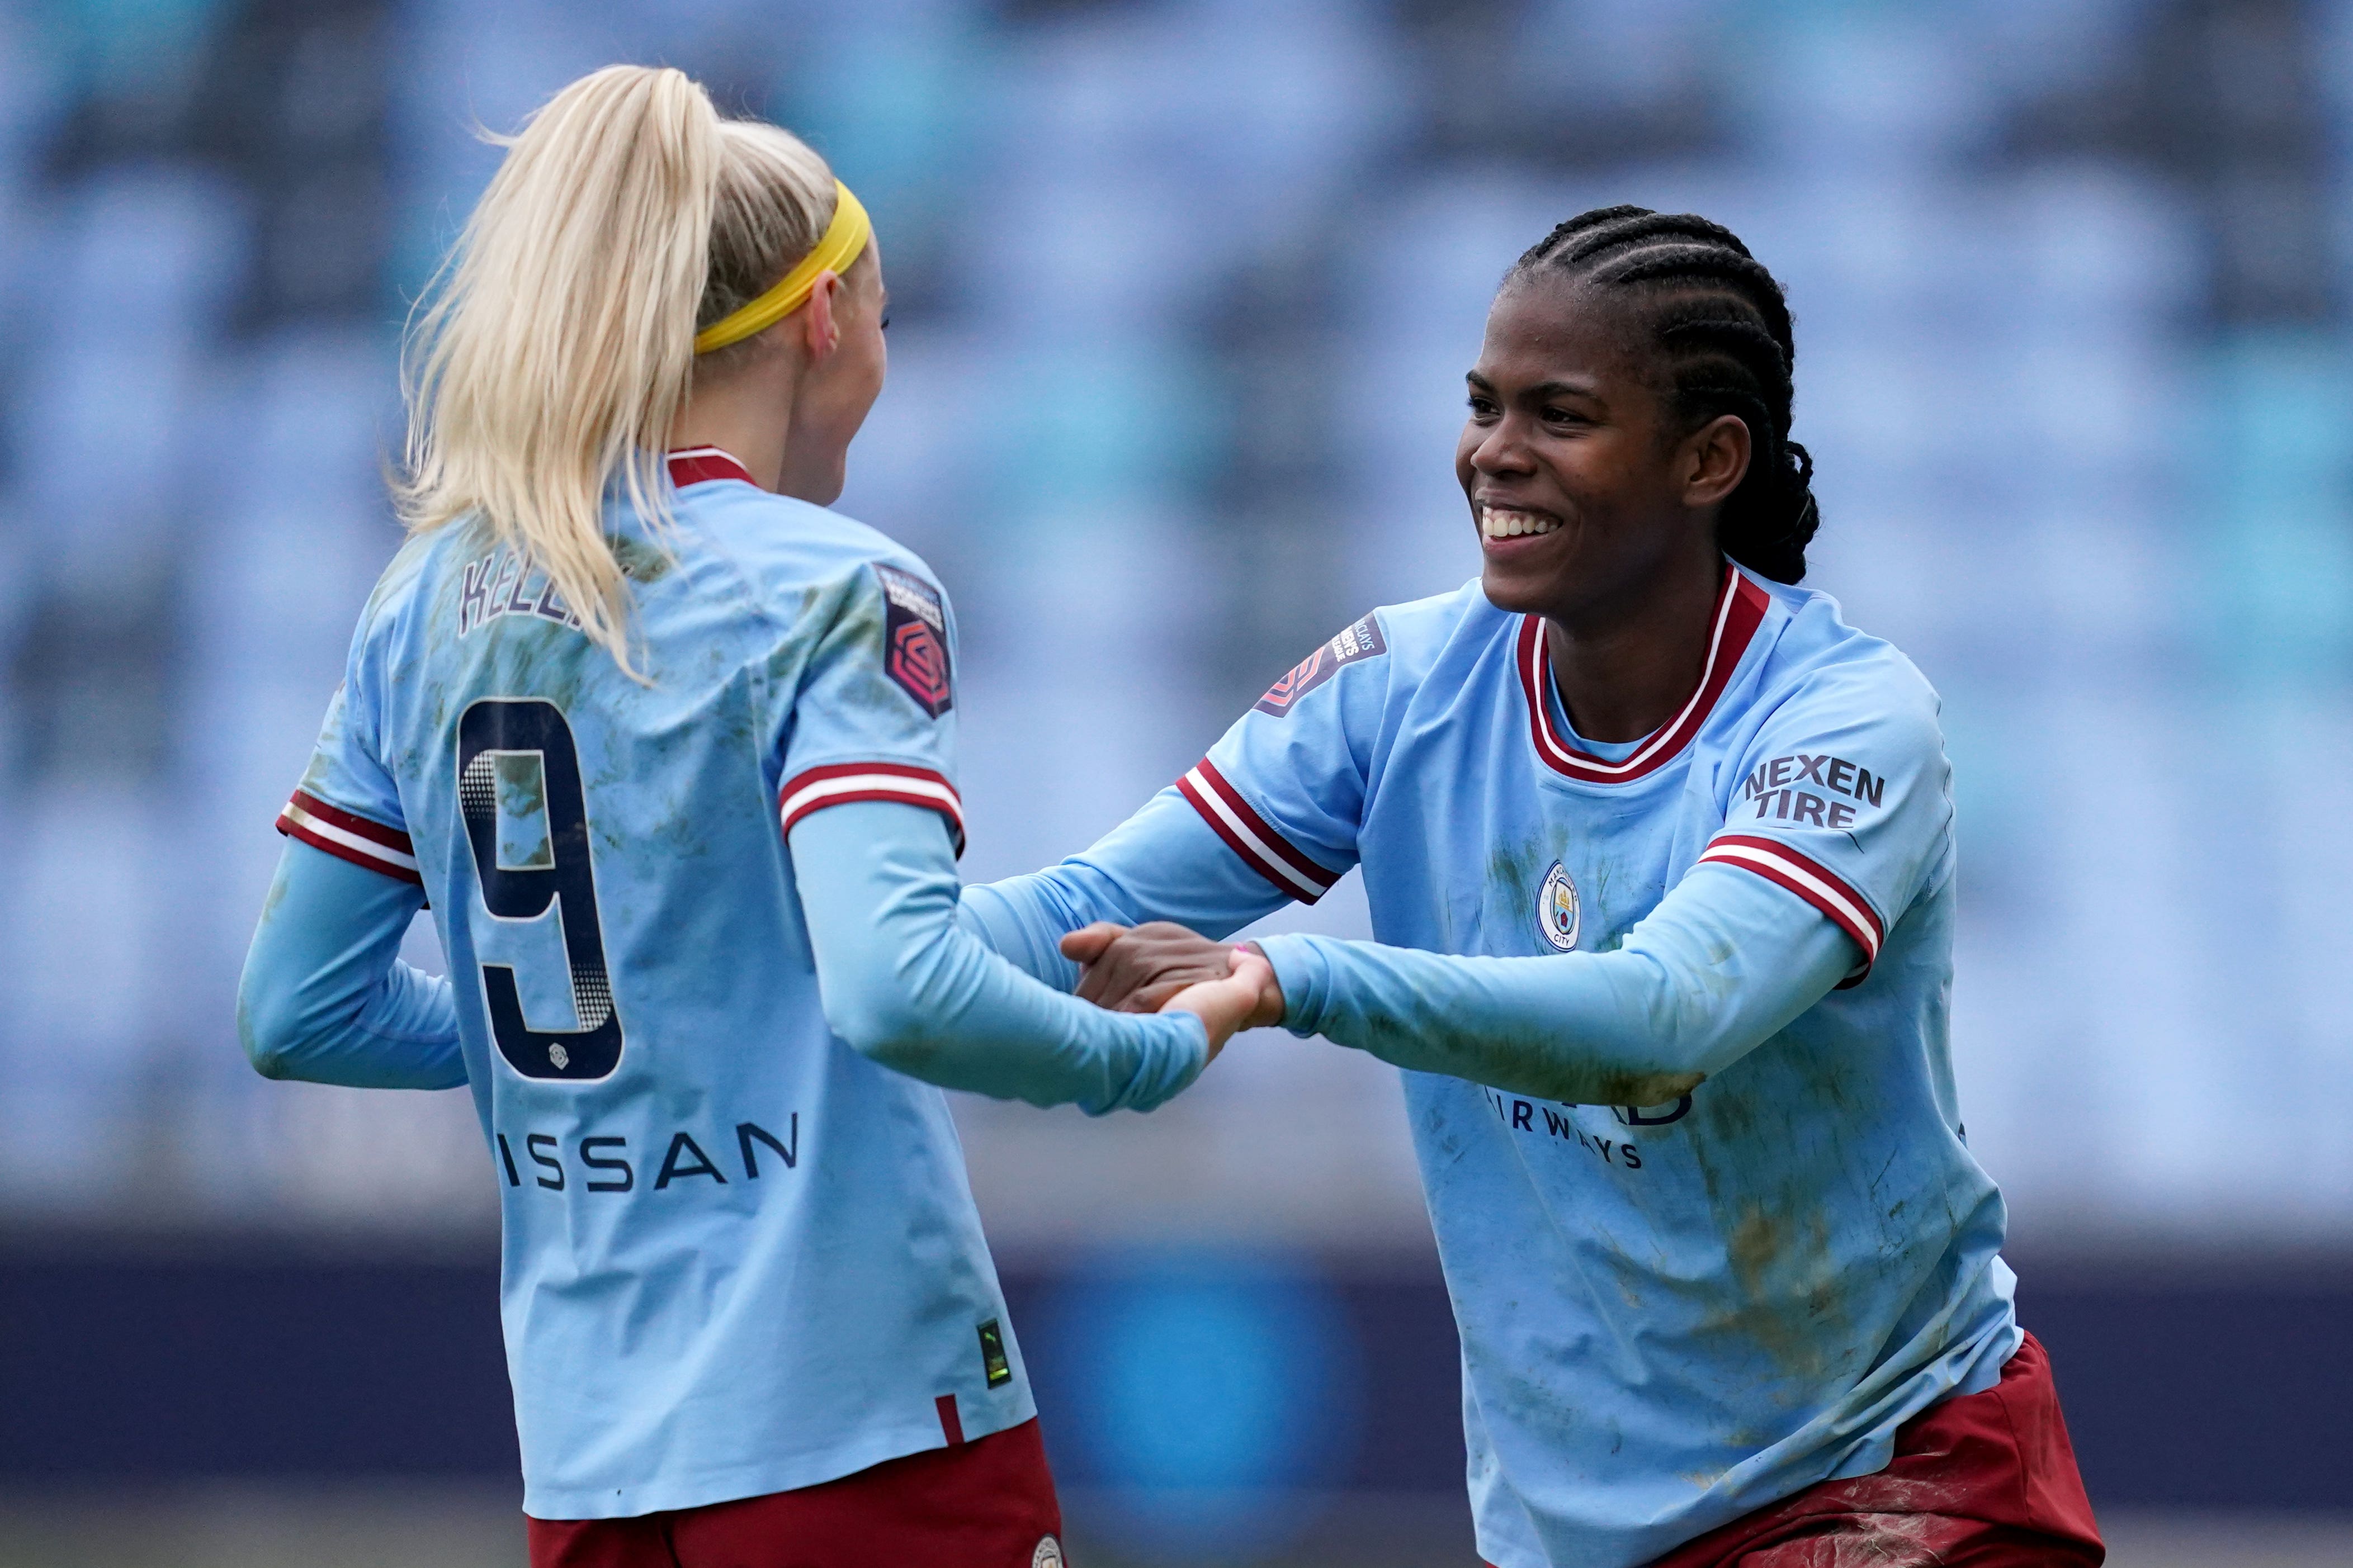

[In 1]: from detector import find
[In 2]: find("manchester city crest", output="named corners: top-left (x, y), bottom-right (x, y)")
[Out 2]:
top-left (1537, 860), bottom-right (1580, 952)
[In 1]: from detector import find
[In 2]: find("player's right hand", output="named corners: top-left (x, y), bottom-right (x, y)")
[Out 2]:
top-left (1062, 921), bottom-right (1235, 1013)
top-left (1159, 945), bottom-right (1282, 1064)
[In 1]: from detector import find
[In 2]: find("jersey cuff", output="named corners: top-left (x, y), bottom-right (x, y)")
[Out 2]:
top-left (1174, 757), bottom-right (1341, 904)
top-left (1697, 833), bottom-right (1882, 987)
top-left (781, 762), bottom-right (966, 858)
top-left (277, 790), bottom-right (422, 887)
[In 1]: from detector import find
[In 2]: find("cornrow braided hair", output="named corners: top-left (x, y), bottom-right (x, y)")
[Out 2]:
top-left (1511, 205), bottom-right (1820, 584)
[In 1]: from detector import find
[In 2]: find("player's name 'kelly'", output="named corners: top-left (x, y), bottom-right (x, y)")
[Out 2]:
top-left (458, 548), bottom-right (584, 638)
top-left (1737, 751), bottom-right (1884, 830)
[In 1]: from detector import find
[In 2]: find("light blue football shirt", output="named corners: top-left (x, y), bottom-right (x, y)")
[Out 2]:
top-left (277, 450), bottom-right (1057, 1518)
top-left (967, 563), bottom-right (2021, 1567)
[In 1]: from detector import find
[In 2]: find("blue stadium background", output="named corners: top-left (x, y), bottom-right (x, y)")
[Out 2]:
top-left (1, 1), bottom-right (2348, 1562)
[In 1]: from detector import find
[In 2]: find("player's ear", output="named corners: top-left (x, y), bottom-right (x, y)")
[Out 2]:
top-left (1683, 414), bottom-right (1750, 508)
top-left (801, 270), bottom-right (843, 361)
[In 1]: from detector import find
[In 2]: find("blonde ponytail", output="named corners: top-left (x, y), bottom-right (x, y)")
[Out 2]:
top-left (398, 65), bottom-right (840, 675)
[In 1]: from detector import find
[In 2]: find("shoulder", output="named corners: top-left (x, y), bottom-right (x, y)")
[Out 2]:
top-left (673, 483), bottom-right (946, 628)
top-left (1249, 579), bottom-right (1492, 722)
top-left (1746, 579), bottom-right (1940, 744)
top-left (366, 528), bottom-right (451, 612)
top-left (1373, 578), bottom-right (1505, 670)
top-left (350, 527), bottom-right (464, 652)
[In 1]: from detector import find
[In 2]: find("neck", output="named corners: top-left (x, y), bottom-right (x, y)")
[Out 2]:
top-left (1543, 548), bottom-right (1726, 744)
top-left (669, 362), bottom-right (797, 495)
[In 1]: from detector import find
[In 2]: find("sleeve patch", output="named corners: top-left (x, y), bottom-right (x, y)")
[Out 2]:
top-left (781, 762), bottom-right (966, 858)
top-left (1697, 833), bottom-right (1882, 984)
top-left (875, 564), bottom-right (952, 718)
top-left (1254, 612), bottom-right (1385, 718)
top-left (277, 789), bottom-right (423, 887)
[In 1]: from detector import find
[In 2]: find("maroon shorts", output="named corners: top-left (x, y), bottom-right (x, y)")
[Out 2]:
top-left (1642, 1332), bottom-right (2104, 1567)
top-left (527, 1416), bottom-right (1064, 1568)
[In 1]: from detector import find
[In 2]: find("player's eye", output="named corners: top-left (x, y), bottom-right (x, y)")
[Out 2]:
top-left (880, 312), bottom-right (891, 331)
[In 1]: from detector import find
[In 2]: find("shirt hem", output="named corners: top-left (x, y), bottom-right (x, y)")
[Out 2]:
top-left (1467, 1304), bottom-right (2022, 1567)
top-left (520, 1394), bottom-right (1039, 1522)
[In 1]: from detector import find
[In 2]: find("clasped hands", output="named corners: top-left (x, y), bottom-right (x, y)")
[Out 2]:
top-left (1058, 922), bottom-right (1284, 1063)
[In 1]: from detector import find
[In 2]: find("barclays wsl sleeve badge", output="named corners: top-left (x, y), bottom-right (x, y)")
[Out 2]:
top-left (1537, 860), bottom-right (1580, 951)
top-left (875, 564), bottom-right (953, 718)
top-left (1254, 612), bottom-right (1386, 717)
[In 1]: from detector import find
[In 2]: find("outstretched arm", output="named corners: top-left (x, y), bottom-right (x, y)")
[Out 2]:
top-left (794, 798), bottom-right (1258, 1114)
top-left (963, 610), bottom-right (1386, 992)
top-left (1149, 865), bottom-right (1858, 1105)
top-left (956, 785), bottom-right (1295, 992)
top-left (238, 839), bottom-right (465, 1089)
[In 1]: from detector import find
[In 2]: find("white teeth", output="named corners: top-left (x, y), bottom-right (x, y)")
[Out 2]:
top-left (1480, 506), bottom-right (1562, 540)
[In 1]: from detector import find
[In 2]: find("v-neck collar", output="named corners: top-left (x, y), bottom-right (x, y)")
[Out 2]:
top-left (1515, 563), bottom-right (1771, 787)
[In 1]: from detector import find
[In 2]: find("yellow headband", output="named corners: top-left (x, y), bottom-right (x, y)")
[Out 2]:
top-left (693, 181), bottom-right (872, 355)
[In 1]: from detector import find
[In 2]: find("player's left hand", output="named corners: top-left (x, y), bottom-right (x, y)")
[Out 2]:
top-left (1160, 944), bottom-right (1284, 1062)
top-left (1063, 921), bottom-right (1236, 1013)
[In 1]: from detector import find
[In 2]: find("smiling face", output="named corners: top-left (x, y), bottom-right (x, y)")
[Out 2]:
top-left (1458, 272), bottom-right (1748, 624)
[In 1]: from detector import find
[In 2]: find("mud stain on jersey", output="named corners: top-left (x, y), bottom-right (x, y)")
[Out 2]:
top-left (1702, 1085), bottom-right (1759, 1141)
top-left (1807, 1053), bottom-right (1860, 1116)
top-left (768, 574), bottom-right (949, 742)
top-left (640, 797), bottom-right (714, 860)
top-left (261, 866), bottom-right (292, 920)
top-left (497, 754), bottom-right (549, 818)
top-left (1372, 987), bottom-right (1705, 1105)
top-left (1485, 840), bottom-right (1543, 926)
top-left (751, 586), bottom-right (826, 709)
top-left (297, 747), bottom-right (337, 799)
top-left (1422, 1098), bottom-right (1470, 1168)
top-left (607, 534), bottom-right (673, 584)
top-left (1585, 859), bottom-right (1628, 944)
top-left (1716, 1201), bottom-right (1847, 1384)
top-left (1680, 1083), bottom-right (1859, 1386)
top-left (1583, 1065), bottom-right (1705, 1107)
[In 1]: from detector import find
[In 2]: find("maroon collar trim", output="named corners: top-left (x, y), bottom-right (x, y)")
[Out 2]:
top-left (1516, 564), bottom-right (1771, 785)
top-left (666, 447), bottom-right (755, 488)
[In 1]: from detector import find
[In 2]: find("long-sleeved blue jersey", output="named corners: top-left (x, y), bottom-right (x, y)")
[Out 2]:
top-left (266, 448), bottom-right (1204, 1520)
top-left (965, 563), bottom-right (2020, 1568)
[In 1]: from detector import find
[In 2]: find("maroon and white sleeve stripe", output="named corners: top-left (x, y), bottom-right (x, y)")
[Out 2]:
top-left (780, 762), bottom-right (966, 858)
top-left (1696, 833), bottom-right (1884, 986)
top-left (1175, 757), bottom-right (1340, 904)
top-left (277, 790), bottom-right (422, 887)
